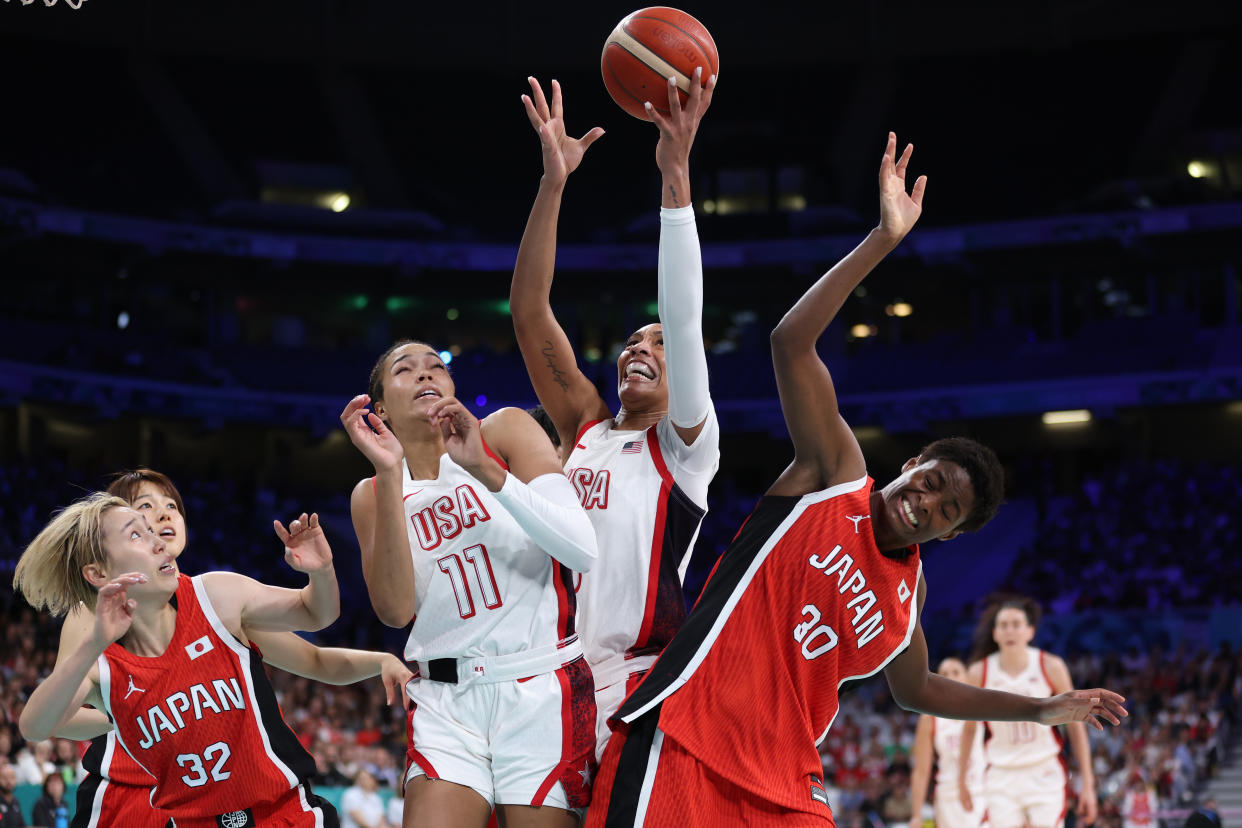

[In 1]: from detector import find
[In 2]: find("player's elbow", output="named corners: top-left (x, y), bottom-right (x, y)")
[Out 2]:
top-left (18, 709), bottom-right (52, 744)
top-left (372, 597), bottom-right (416, 629)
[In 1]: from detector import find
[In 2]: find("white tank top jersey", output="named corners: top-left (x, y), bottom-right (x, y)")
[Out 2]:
top-left (981, 646), bottom-right (1063, 768)
top-left (933, 716), bottom-right (984, 793)
top-left (566, 411), bottom-right (720, 687)
top-left (394, 452), bottom-right (578, 662)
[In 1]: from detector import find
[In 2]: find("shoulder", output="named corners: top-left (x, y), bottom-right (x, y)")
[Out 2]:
top-left (1040, 650), bottom-right (1071, 682)
top-left (350, 477), bottom-right (377, 510)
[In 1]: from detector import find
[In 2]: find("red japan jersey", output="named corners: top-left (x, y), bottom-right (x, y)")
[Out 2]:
top-left (97, 575), bottom-right (315, 819)
top-left (617, 476), bottom-right (921, 815)
top-left (74, 732), bottom-right (169, 828)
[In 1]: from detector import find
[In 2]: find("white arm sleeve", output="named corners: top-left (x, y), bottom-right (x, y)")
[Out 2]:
top-left (491, 472), bottom-right (598, 572)
top-left (658, 205), bottom-right (713, 430)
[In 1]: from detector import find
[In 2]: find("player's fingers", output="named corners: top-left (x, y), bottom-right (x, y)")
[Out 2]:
top-left (579, 126), bottom-right (606, 150)
top-left (273, 520), bottom-right (290, 543)
top-left (308, 513), bottom-right (319, 529)
top-left (881, 132), bottom-right (896, 173)
top-left (644, 101), bottom-right (670, 132)
top-left (521, 94), bottom-right (543, 130)
top-left (895, 142), bottom-right (913, 180)
top-left (702, 71), bottom-right (717, 110)
top-left (550, 78), bottom-right (563, 120)
top-left (911, 175), bottom-right (928, 208)
top-left (527, 77), bottom-right (551, 121)
top-left (666, 75), bottom-right (683, 115)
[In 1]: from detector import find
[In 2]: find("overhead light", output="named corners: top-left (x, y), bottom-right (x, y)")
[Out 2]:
top-left (1186, 161), bottom-right (1210, 179)
top-left (850, 323), bottom-right (876, 339)
top-left (446, 308), bottom-right (459, 321)
top-left (703, 200), bottom-right (717, 214)
top-left (116, 311), bottom-right (130, 330)
top-left (885, 302), bottom-right (913, 317)
top-left (329, 193), bottom-right (350, 213)
top-left (1041, 409), bottom-right (1092, 425)
top-left (439, 350), bottom-right (453, 365)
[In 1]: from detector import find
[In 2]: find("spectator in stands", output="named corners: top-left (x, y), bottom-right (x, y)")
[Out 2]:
top-left (0, 763), bottom-right (24, 828)
top-left (29, 772), bottom-right (68, 828)
top-left (340, 769), bottom-right (385, 828)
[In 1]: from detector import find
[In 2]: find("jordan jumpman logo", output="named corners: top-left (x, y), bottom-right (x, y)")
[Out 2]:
top-left (845, 515), bottom-right (870, 533)
top-left (124, 675), bottom-right (146, 699)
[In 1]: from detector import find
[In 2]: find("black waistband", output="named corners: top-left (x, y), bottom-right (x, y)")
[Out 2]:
top-left (426, 658), bottom-right (458, 683)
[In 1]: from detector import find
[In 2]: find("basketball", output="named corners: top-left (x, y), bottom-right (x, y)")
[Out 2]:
top-left (601, 7), bottom-right (719, 121)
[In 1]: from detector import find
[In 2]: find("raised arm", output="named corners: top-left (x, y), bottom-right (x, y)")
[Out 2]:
top-left (510, 77), bottom-right (610, 447)
top-left (342, 395), bottom-right (418, 627)
top-left (768, 133), bottom-right (926, 495)
top-left (22, 575), bottom-right (143, 742)
top-left (907, 714), bottom-right (935, 828)
top-left (649, 68), bottom-right (717, 445)
top-left (202, 513), bottom-right (339, 634)
top-left (1046, 653), bottom-right (1099, 826)
top-left (248, 630), bottom-right (413, 709)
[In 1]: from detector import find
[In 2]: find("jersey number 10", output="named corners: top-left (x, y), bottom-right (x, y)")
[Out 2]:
top-left (437, 544), bottom-right (503, 619)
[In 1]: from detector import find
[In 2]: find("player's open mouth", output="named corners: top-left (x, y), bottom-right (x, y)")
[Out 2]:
top-left (159, 528), bottom-right (176, 538)
top-left (625, 362), bottom-right (656, 381)
top-left (901, 497), bottom-right (919, 530)
top-left (415, 388), bottom-right (441, 399)
top-left (158, 559), bottom-right (176, 575)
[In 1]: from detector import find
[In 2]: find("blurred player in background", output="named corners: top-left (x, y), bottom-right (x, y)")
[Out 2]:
top-left (958, 597), bottom-right (1099, 828)
top-left (908, 657), bottom-right (985, 828)
top-left (342, 341), bottom-right (598, 827)
top-left (510, 71), bottom-right (720, 761)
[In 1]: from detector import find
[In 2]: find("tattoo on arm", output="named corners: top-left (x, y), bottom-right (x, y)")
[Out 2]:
top-left (540, 339), bottom-right (571, 392)
top-left (668, 184), bottom-right (682, 207)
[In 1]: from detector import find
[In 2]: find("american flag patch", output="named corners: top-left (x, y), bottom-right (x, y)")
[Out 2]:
top-left (622, 440), bottom-right (644, 454)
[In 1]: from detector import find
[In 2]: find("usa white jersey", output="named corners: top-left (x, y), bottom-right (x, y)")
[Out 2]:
top-left (397, 451), bottom-right (577, 662)
top-left (566, 412), bottom-right (719, 682)
top-left (981, 647), bottom-right (1062, 767)
top-left (934, 716), bottom-right (984, 794)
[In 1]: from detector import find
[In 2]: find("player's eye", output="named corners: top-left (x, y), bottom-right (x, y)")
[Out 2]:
top-left (137, 502), bottom-right (149, 509)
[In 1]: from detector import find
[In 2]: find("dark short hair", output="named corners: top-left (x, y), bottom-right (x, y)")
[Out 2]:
top-left (106, 469), bottom-right (185, 517)
top-left (918, 437), bottom-right (1004, 533)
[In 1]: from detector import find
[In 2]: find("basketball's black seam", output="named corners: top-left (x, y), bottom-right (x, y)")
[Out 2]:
top-left (628, 14), bottom-right (719, 75)
top-left (602, 45), bottom-right (673, 115)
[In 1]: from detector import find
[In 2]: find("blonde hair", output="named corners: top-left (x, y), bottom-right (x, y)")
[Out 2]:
top-left (13, 493), bottom-right (128, 616)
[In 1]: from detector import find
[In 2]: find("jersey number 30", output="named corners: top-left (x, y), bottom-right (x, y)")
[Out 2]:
top-left (793, 605), bottom-right (839, 660)
top-left (437, 544), bottom-right (503, 619)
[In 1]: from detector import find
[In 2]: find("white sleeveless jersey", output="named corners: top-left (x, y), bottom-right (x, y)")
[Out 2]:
top-left (566, 411), bottom-right (719, 682)
top-left (981, 647), bottom-right (1063, 767)
top-left (933, 716), bottom-right (984, 793)
top-left (396, 452), bottom-right (577, 662)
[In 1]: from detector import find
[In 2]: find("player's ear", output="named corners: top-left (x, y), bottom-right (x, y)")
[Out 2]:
top-left (901, 456), bottom-right (920, 473)
top-left (82, 562), bottom-right (108, 587)
top-left (937, 530), bottom-right (962, 542)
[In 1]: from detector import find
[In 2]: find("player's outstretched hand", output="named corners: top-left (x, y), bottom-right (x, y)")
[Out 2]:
top-left (877, 131), bottom-right (927, 244)
top-left (523, 77), bottom-right (605, 187)
top-left (340, 394), bottom-right (404, 473)
top-left (379, 654), bottom-right (415, 711)
top-left (92, 574), bottom-right (146, 649)
top-left (274, 513), bottom-right (334, 575)
top-left (1037, 688), bottom-right (1128, 730)
top-left (648, 65), bottom-right (715, 176)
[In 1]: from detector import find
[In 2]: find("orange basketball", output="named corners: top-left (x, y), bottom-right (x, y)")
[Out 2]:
top-left (601, 7), bottom-right (719, 121)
